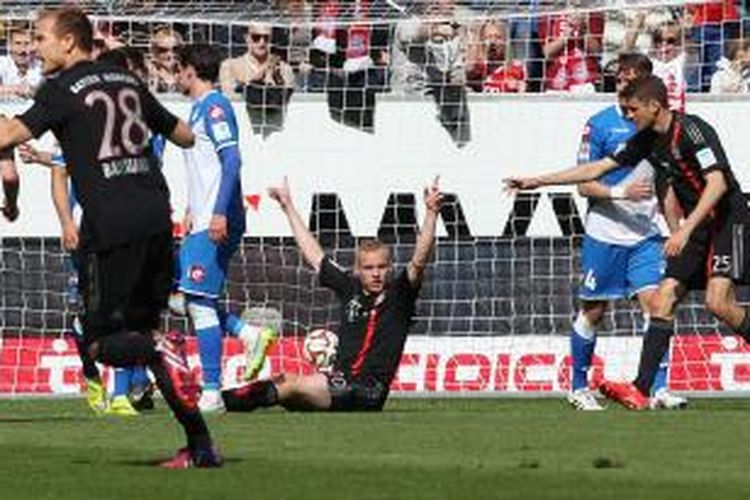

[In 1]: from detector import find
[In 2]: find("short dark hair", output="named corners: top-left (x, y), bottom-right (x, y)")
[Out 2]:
top-left (121, 46), bottom-right (147, 78)
top-left (619, 75), bottom-right (669, 108)
top-left (177, 43), bottom-right (222, 82)
top-left (7, 21), bottom-right (33, 39)
top-left (97, 47), bottom-right (129, 70)
top-left (617, 52), bottom-right (653, 78)
top-left (39, 7), bottom-right (94, 53)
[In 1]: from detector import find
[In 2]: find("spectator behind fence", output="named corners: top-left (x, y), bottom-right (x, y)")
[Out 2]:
top-left (325, 0), bottom-right (391, 133)
top-left (308, 0), bottom-right (340, 91)
top-left (220, 22), bottom-right (294, 137)
top-left (0, 22), bottom-right (43, 98)
top-left (466, 19), bottom-right (526, 93)
top-left (623, 15), bottom-right (686, 111)
top-left (274, 0), bottom-right (313, 90)
top-left (710, 38), bottom-right (750, 94)
top-left (650, 21), bottom-right (687, 111)
top-left (603, 9), bottom-right (674, 70)
top-left (147, 25), bottom-right (183, 93)
top-left (539, 11), bottom-right (604, 93)
top-left (685, 0), bottom-right (740, 92)
top-left (391, 0), bottom-right (471, 146)
top-left (508, 8), bottom-right (545, 93)
top-left (0, 22), bottom-right (42, 224)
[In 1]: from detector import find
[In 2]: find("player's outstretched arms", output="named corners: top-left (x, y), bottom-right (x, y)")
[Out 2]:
top-left (168, 120), bottom-right (195, 148)
top-left (268, 176), bottom-right (325, 271)
top-left (408, 176), bottom-right (443, 285)
top-left (503, 158), bottom-right (619, 192)
top-left (577, 179), bottom-right (653, 201)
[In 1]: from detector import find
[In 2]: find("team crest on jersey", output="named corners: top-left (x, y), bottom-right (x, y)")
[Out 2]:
top-left (213, 121), bottom-right (232, 142)
top-left (696, 148), bottom-right (717, 169)
top-left (345, 297), bottom-right (363, 323)
top-left (188, 265), bottom-right (206, 283)
top-left (209, 105), bottom-right (225, 120)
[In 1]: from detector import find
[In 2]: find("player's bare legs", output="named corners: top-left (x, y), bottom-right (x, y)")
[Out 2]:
top-left (705, 277), bottom-right (746, 329)
top-left (222, 373), bottom-right (332, 412)
top-left (568, 300), bottom-right (607, 410)
top-left (275, 373), bottom-right (332, 410)
top-left (631, 278), bottom-right (685, 396)
top-left (647, 278), bottom-right (685, 321)
top-left (634, 285), bottom-right (687, 408)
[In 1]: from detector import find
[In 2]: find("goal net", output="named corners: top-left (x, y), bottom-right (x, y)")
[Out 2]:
top-left (1, 0), bottom-right (749, 396)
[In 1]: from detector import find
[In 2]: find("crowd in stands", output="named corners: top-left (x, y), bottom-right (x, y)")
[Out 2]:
top-left (1, 0), bottom-right (749, 100)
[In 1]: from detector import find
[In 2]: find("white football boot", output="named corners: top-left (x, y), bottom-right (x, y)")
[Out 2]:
top-left (198, 388), bottom-right (226, 413)
top-left (567, 388), bottom-right (605, 411)
top-left (649, 388), bottom-right (688, 410)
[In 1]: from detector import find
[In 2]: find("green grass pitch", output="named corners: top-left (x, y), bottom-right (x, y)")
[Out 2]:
top-left (1, 398), bottom-right (750, 499)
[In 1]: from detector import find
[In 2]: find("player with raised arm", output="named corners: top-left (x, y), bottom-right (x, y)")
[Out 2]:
top-left (174, 43), bottom-right (277, 413)
top-left (505, 75), bottom-right (750, 410)
top-left (0, 8), bottom-right (220, 466)
top-left (567, 52), bottom-right (685, 411)
top-left (221, 176), bottom-right (442, 412)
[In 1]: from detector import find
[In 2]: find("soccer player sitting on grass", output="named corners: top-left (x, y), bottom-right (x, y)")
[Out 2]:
top-left (505, 75), bottom-right (750, 410)
top-left (221, 176), bottom-right (442, 412)
top-left (0, 7), bottom-right (220, 467)
top-left (174, 43), bottom-right (278, 413)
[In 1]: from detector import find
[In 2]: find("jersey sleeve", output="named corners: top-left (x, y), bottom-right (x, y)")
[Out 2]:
top-left (684, 116), bottom-right (729, 174)
top-left (16, 82), bottom-right (66, 138)
top-left (140, 85), bottom-right (179, 138)
top-left (608, 129), bottom-right (654, 167)
top-left (397, 269), bottom-right (421, 303)
top-left (319, 256), bottom-right (355, 298)
top-left (203, 98), bottom-right (239, 152)
top-left (50, 152), bottom-right (66, 168)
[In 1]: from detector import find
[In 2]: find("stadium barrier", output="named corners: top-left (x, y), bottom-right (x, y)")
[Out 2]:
top-left (3, 94), bottom-right (750, 396)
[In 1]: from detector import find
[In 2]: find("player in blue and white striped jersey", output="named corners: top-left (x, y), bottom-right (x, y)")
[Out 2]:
top-left (175, 44), bottom-right (277, 413)
top-left (567, 53), bottom-right (686, 411)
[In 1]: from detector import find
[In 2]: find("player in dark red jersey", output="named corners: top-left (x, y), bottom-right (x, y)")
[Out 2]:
top-left (0, 8), bottom-right (219, 467)
top-left (505, 75), bottom-right (750, 410)
top-left (221, 176), bottom-right (443, 412)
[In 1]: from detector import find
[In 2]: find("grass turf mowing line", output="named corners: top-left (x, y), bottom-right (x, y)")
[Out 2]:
top-left (1, 398), bottom-right (750, 499)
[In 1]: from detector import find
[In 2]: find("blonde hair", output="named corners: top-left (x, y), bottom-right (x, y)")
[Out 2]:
top-left (356, 239), bottom-right (391, 265)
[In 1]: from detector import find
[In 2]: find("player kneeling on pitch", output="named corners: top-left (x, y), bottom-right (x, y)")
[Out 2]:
top-left (222, 176), bottom-right (442, 412)
top-left (505, 75), bottom-right (750, 410)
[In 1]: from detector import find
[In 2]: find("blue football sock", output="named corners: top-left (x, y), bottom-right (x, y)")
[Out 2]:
top-left (113, 367), bottom-right (132, 397)
top-left (219, 310), bottom-right (246, 337)
top-left (652, 351), bottom-right (670, 395)
top-left (188, 296), bottom-right (223, 391)
top-left (570, 314), bottom-right (596, 391)
top-left (131, 366), bottom-right (150, 389)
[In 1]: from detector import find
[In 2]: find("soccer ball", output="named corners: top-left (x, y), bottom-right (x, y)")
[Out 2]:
top-left (303, 329), bottom-right (339, 371)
